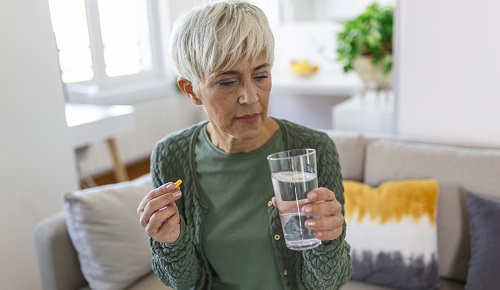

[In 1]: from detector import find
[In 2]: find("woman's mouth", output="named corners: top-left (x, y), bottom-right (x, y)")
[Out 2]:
top-left (235, 113), bottom-right (261, 124)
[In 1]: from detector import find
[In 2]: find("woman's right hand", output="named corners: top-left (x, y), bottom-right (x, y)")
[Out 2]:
top-left (137, 182), bottom-right (183, 243)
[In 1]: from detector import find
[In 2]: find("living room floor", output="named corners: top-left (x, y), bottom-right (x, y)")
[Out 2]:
top-left (82, 157), bottom-right (150, 188)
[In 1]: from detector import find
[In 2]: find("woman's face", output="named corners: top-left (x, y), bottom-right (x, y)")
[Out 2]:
top-left (195, 53), bottom-right (272, 141)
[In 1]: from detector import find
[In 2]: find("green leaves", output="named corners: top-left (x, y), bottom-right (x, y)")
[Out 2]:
top-left (336, 3), bottom-right (394, 75)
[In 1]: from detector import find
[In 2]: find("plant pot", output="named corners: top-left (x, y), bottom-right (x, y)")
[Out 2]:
top-left (353, 56), bottom-right (392, 90)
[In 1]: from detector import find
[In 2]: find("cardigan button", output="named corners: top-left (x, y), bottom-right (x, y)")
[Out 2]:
top-left (283, 270), bottom-right (288, 276)
top-left (274, 234), bottom-right (281, 241)
top-left (267, 200), bottom-right (273, 207)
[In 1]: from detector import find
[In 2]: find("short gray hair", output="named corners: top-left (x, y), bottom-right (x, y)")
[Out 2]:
top-left (170, 1), bottom-right (275, 90)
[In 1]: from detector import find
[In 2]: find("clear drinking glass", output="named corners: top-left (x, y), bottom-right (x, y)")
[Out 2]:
top-left (267, 149), bottom-right (321, 251)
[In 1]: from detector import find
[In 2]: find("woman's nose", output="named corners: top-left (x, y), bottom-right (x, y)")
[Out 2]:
top-left (238, 81), bottom-right (259, 104)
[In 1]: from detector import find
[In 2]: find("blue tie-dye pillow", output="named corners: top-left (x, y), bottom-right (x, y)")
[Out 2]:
top-left (343, 179), bottom-right (440, 290)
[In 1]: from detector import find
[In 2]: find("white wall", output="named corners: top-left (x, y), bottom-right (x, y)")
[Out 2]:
top-left (396, 0), bottom-right (500, 145)
top-left (0, 1), bottom-right (79, 289)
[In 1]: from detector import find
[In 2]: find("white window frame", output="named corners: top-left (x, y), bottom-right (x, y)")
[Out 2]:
top-left (63, 0), bottom-right (175, 104)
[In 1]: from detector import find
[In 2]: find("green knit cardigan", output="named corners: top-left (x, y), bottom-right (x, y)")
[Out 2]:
top-left (148, 119), bottom-right (352, 290)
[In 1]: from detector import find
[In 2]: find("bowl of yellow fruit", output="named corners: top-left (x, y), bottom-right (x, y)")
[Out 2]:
top-left (289, 59), bottom-right (319, 77)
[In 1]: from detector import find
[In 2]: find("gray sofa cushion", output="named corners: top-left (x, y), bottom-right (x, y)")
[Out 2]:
top-left (363, 140), bottom-right (500, 282)
top-left (328, 132), bottom-right (368, 181)
top-left (343, 280), bottom-right (396, 290)
top-left (75, 274), bottom-right (172, 290)
top-left (126, 274), bottom-right (172, 290)
top-left (343, 278), bottom-right (464, 290)
top-left (34, 212), bottom-right (88, 290)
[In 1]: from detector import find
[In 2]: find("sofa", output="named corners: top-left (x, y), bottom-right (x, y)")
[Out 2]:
top-left (34, 130), bottom-right (500, 290)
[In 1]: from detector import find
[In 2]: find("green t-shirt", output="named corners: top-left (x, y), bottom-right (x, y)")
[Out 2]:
top-left (195, 126), bottom-right (285, 290)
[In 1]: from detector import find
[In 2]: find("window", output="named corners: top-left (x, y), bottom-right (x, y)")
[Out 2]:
top-left (48, 0), bottom-right (172, 103)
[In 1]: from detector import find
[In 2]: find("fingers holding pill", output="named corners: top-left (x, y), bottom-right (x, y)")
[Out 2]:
top-left (137, 179), bottom-right (183, 243)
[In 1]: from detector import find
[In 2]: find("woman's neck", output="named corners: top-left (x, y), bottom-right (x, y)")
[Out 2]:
top-left (206, 118), bottom-right (280, 154)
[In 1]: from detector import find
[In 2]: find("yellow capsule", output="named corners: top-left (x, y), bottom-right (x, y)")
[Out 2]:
top-left (174, 179), bottom-right (182, 188)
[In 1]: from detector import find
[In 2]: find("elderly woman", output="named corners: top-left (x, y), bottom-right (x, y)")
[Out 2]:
top-left (137, 1), bottom-right (351, 289)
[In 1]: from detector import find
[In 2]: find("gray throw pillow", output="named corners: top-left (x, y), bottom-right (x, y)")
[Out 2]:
top-left (465, 192), bottom-right (500, 290)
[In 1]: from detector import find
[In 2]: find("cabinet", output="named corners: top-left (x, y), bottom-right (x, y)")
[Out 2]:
top-left (332, 92), bottom-right (395, 134)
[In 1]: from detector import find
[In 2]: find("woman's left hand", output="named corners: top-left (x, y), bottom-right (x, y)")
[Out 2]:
top-left (273, 187), bottom-right (344, 241)
top-left (302, 187), bottom-right (344, 241)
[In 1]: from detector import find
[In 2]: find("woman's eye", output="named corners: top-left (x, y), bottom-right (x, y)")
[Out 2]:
top-left (254, 74), bottom-right (268, 81)
top-left (219, 80), bottom-right (236, 87)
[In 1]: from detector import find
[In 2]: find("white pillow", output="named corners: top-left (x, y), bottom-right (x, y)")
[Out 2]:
top-left (64, 174), bottom-right (153, 290)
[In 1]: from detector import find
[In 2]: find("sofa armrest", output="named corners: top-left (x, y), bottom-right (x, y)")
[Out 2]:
top-left (34, 211), bottom-right (88, 290)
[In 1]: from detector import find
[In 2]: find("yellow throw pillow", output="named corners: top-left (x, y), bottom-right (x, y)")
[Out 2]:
top-left (343, 179), bottom-right (439, 290)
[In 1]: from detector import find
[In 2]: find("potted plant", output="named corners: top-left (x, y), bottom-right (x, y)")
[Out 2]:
top-left (336, 3), bottom-right (394, 93)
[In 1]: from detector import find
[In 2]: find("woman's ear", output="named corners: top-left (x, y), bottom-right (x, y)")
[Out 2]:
top-left (177, 78), bottom-right (202, 105)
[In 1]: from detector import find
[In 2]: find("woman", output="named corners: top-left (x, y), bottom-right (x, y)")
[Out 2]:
top-left (137, 1), bottom-right (351, 289)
